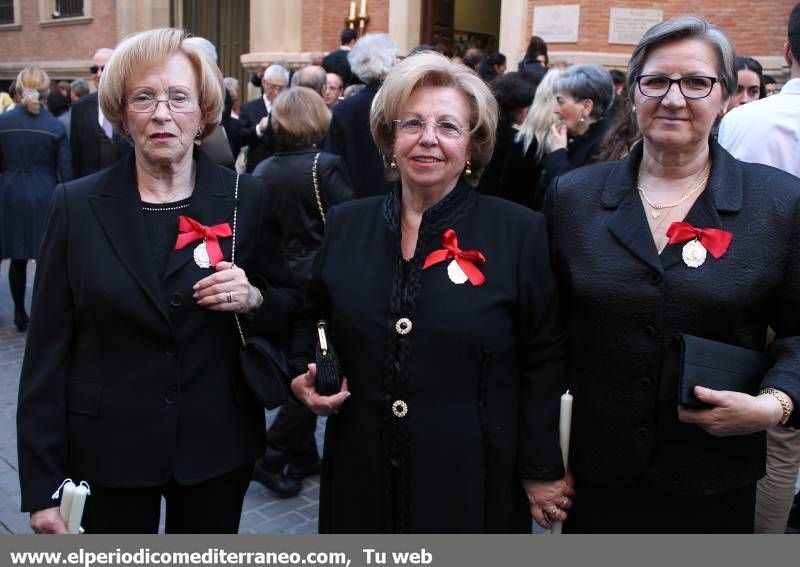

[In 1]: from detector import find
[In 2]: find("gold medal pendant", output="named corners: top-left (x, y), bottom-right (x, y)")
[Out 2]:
top-left (193, 239), bottom-right (211, 268)
top-left (682, 238), bottom-right (707, 268)
top-left (447, 259), bottom-right (468, 284)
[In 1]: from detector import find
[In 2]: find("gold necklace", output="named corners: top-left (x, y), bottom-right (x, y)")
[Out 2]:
top-left (637, 161), bottom-right (711, 219)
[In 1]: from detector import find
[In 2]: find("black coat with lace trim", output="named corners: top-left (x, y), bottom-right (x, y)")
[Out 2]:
top-left (290, 180), bottom-right (566, 533)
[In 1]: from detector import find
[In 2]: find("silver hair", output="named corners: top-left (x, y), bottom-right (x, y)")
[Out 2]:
top-left (263, 64), bottom-right (290, 83)
top-left (70, 78), bottom-right (90, 98)
top-left (627, 15), bottom-right (736, 102)
top-left (348, 33), bottom-right (399, 84)
top-left (184, 36), bottom-right (217, 64)
top-left (554, 63), bottom-right (615, 119)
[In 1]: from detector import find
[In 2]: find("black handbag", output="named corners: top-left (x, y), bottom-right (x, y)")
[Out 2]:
top-left (663, 333), bottom-right (771, 408)
top-left (230, 174), bottom-right (289, 409)
top-left (314, 320), bottom-right (342, 396)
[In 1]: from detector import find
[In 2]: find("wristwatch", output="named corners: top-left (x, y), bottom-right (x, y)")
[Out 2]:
top-left (760, 388), bottom-right (793, 426)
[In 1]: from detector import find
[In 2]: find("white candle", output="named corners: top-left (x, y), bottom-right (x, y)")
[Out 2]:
top-left (67, 485), bottom-right (88, 534)
top-left (551, 389), bottom-right (573, 535)
top-left (349, 1), bottom-right (355, 20)
top-left (559, 389), bottom-right (573, 469)
top-left (359, 0), bottom-right (367, 17)
top-left (59, 481), bottom-right (75, 526)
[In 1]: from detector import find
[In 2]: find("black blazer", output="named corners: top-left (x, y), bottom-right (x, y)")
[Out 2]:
top-left (238, 96), bottom-right (276, 173)
top-left (252, 147), bottom-right (354, 288)
top-left (289, 182), bottom-right (565, 532)
top-left (17, 148), bottom-right (300, 513)
top-left (544, 139), bottom-right (800, 495)
top-left (322, 82), bottom-right (393, 199)
top-left (69, 92), bottom-right (130, 178)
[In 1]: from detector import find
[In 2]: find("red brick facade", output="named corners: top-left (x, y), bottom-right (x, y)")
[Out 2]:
top-left (525, 0), bottom-right (793, 57)
top-left (300, 0), bottom-right (390, 53)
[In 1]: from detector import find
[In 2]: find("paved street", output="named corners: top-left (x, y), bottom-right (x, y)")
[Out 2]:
top-left (0, 262), bottom-right (322, 534)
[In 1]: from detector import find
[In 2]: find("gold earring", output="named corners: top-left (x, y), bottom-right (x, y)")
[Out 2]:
top-left (465, 160), bottom-right (472, 176)
top-left (195, 127), bottom-right (204, 139)
top-left (389, 155), bottom-right (397, 169)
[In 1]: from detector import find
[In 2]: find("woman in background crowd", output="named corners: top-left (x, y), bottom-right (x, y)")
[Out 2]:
top-left (252, 86), bottom-right (353, 499)
top-left (729, 56), bottom-right (766, 108)
top-left (478, 52), bottom-right (507, 83)
top-left (0, 66), bottom-right (72, 332)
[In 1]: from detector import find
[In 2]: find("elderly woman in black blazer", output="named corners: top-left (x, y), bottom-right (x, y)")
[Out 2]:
top-left (17, 28), bottom-right (299, 534)
top-left (289, 52), bottom-right (572, 533)
top-left (545, 15), bottom-right (799, 533)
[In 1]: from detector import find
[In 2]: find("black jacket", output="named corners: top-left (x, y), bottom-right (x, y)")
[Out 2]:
top-left (497, 137), bottom-right (545, 210)
top-left (253, 147), bottom-right (354, 288)
top-left (544, 139), bottom-right (800, 496)
top-left (69, 92), bottom-right (130, 178)
top-left (322, 49), bottom-right (354, 87)
top-left (290, 181), bottom-right (566, 532)
top-left (238, 96), bottom-right (276, 173)
top-left (17, 148), bottom-right (300, 513)
top-left (536, 118), bottom-right (609, 210)
top-left (322, 82), bottom-right (392, 198)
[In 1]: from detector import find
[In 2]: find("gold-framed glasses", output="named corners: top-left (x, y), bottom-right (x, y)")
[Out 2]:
top-left (393, 118), bottom-right (467, 139)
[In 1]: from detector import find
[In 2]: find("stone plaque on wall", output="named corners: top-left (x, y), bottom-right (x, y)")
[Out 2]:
top-left (532, 5), bottom-right (581, 44)
top-left (608, 8), bottom-right (663, 45)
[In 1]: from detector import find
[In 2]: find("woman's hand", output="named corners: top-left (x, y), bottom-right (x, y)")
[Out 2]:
top-left (30, 507), bottom-right (68, 534)
top-left (193, 261), bottom-right (263, 314)
top-left (291, 363), bottom-right (350, 416)
top-left (522, 471), bottom-right (576, 529)
top-left (677, 386), bottom-right (785, 436)
top-left (549, 121), bottom-right (568, 151)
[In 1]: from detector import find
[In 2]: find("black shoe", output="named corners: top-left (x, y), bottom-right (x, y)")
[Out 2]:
top-left (14, 312), bottom-right (29, 333)
top-left (252, 459), bottom-right (302, 498)
top-left (260, 446), bottom-right (292, 470)
top-left (286, 458), bottom-right (322, 480)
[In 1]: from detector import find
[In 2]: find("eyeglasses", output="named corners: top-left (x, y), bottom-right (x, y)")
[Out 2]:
top-left (325, 84), bottom-right (343, 93)
top-left (266, 83), bottom-right (286, 92)
top-left (89, 65), bottom-right (105, 75)
top-left (393, 118), bottom-right (467, 139)
top-left (636, 74), bottom-right (719, 99)
top-left (126, 92), bottom-right (197, 113)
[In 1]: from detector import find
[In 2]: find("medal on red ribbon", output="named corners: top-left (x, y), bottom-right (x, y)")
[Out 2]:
top-left (665, 222), bottom-right (732, 268)
top-left (423, 228), bottom-right (486, 286)
top-left (174, 216), bottom-right (232, 268)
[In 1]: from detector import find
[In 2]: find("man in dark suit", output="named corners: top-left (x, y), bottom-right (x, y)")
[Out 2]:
top-left (322, 28), bottom-right (357, 87)
top-left (70, 48), bottom-right (131, 178)
top-left (238, 64), bottom-right (289, 173)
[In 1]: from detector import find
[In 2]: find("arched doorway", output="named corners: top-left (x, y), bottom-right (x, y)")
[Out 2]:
top-left (421, 0), bottom-right (501, 57)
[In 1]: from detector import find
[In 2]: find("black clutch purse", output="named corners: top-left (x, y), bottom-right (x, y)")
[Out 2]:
top-left (315, 320), bottom-right (342, 396)
top-left (664, 333), bottom-right (771, 408)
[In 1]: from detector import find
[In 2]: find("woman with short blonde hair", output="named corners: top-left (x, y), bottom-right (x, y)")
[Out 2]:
top-left (0, 65), bottom-right (72, 332)
top-left (98, 27), bottom-right (224, 140)
top-left (289, 51), bottom-right (571, 532)
top-left (269, 87), bottom-right (331, 148)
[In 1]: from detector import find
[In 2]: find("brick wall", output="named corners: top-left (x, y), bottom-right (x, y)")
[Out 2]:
top-left (0, 1), bottom-right (118, 64)
top-left (301, 0), bottom-right (390, 53)
top-left (525, 0), bottom-right (794, 57)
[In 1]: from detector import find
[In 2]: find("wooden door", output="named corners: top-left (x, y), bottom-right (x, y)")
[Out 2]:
top-left (179, 0), bottom-right (250, 91)
top-left (421, 0), bottom-right (455, 50)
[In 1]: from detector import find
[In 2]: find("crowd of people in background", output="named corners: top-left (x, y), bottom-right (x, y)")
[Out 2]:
top-left (3, 6), bottom-right (800, 535)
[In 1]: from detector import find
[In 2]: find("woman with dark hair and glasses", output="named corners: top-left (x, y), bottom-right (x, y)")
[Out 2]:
top-left (545, 15), bottom-right (800, 533)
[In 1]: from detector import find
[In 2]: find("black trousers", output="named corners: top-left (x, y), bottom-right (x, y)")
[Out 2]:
top-left (565, 479), bottom-right (756, 534)
top-left (266, 398), bottom-right (319, 462)
top-left (82, 462), bottom-right (254, 534)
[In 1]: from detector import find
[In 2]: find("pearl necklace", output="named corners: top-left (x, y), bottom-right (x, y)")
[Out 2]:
top-left (637, 161), bottom-right (711, 219)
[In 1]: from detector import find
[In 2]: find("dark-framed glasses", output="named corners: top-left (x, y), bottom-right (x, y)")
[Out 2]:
top-left (636, 74), bottom-right (719, 99)
top-left (89, 65), bottom-right (105, 75)
top-left (126, 92), bottom-right (197, 113)
top-left (393, 118), bottom-right (467, 139)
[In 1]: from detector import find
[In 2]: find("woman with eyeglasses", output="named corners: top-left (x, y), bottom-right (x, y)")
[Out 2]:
top-left (287, 51), bottom-right (572, 533)
top-left (544, 15), bottom-right (800, 533)
top-left (17, 28), bottom-right (300, 534)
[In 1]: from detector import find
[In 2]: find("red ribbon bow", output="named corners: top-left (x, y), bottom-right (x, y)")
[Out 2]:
top-left (174, 215), bottom-right (232, 267)
top-left (666, 222), bottom-right (733, 259)
top-left (423, 228), bottom-right (486, 286)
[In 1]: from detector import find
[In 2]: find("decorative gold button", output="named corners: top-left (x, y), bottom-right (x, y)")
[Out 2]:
top-left (395, 317), bottom-right (412, 335)
top-left (392, 399), bottom-right (408, 417)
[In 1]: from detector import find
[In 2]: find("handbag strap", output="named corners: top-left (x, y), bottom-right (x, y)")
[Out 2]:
top-left (229, 174), bottom-right (247, 348)
top-left (311, 152), bottom-right (325, 224)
